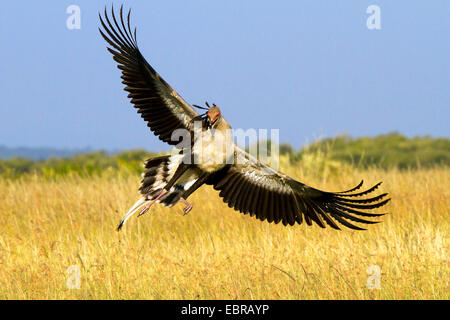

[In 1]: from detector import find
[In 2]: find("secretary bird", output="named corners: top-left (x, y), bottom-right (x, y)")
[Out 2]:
top-left (99, 6), bottom-right (390, 231)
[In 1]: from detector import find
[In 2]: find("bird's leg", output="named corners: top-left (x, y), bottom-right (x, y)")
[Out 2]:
top-left (180, 198), bottom-right (193, 216)
top-left (182, 173), bottom-right (211, 199)
top-left (138, 189), bottom-right (168, 217)
top-left (177, 173), bottom-right (211, 216)
top-left (165, 163), bottom-right (190, 190)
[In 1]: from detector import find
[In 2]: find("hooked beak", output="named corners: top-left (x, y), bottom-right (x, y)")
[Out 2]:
top-left (195, 112), bottom-right (212, 128)
top-left (209, 117), bottom-right (218, 127)
top-left (208, 112), bottom-right (220, 127)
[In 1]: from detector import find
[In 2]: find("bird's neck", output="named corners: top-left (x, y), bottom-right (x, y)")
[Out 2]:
top-left (213, 117), bottom-right (232, 131)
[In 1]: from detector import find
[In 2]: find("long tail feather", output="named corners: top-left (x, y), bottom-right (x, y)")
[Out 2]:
top-left (117, 197), bottom-right (148, 231)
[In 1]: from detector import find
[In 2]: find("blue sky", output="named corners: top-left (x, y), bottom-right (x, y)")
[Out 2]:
top-left (0, 1), bottom-right (448, 151)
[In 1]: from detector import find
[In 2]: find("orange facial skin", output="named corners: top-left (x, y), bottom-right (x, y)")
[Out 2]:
top-left (207, 106), bottom-right (221, 125)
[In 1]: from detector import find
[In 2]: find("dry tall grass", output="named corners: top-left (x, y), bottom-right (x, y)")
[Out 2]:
top-left (0, 162), bottom-right (448, 299)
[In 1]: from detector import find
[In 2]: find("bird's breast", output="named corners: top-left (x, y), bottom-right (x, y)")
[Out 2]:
top-left (192, 130), bottom-right (232, 172)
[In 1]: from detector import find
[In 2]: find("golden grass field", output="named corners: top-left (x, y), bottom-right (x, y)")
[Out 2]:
top-left (0, 161), bottom-right (448, 299)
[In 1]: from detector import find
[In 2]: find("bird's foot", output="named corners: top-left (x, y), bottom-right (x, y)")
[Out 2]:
top-left (180, 198), bottom-right (193, 216)
top-left (137, 202), bottom-right (153, 217)
top-left (183, 204), bottom-right (193, 216)
top-left (138, 189), bottom-right (167, 217)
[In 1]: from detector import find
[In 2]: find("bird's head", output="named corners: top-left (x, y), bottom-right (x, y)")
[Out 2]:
top-left (207, 105), bottom-right (221, 127)
top-left (193, 102), bottom-right (222, 128)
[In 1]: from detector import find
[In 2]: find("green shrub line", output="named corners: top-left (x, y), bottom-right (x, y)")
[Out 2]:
top-left (0, 133), bottom-right (448, 178)
top-left (292, 133), bottom-right (449, 170)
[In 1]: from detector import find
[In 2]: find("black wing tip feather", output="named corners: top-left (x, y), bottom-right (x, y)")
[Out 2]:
top-left (320, 180), bottom-right (390, 230)
top-left (99, 4), bottom-right (138, 51)
top-left (288, 180), bottom-right (389, 230)
top-left (336, 180), bottom-right (364, 194)
top-left (214, 175), bottom-right (390, 231)
top-left (100, 4), bottom-right (196, 146)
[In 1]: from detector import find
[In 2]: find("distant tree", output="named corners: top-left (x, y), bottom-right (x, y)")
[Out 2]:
top-left (279, 143), bottom-right (295, 155)
top-left (296, 133), bottom-right (450, 169)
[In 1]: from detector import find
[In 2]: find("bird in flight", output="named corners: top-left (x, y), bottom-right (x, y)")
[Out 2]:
top-left (99, 6), bottom-right (390, 231)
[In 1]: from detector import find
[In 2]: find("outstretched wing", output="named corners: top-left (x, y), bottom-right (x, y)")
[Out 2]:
top-left (209, 147), bottom-right (390, 230)
top-left (99, 6), bottom-right (199, 145)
